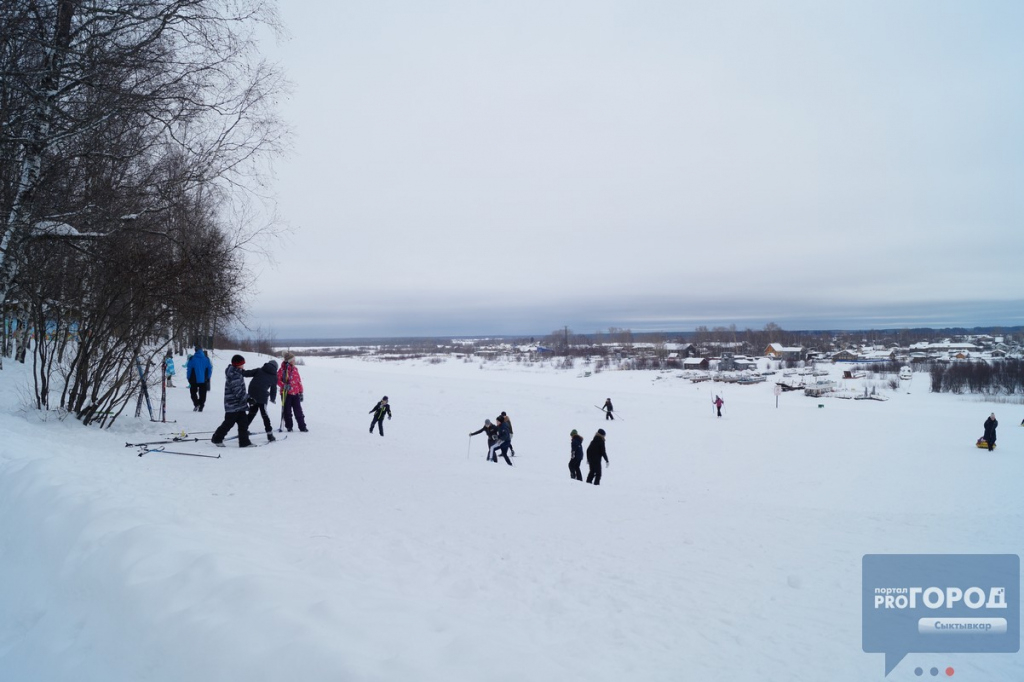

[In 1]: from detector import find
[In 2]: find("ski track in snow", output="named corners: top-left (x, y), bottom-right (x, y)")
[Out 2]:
top-left (0, 354), bottom-right (1021, 681)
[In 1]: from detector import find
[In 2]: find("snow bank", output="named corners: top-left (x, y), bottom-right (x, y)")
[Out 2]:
top-left (0, 355), bottom-right (1021, 681)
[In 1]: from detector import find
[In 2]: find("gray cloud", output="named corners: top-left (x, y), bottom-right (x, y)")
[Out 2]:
top-left (251, 1), bottom-right (1024, 337)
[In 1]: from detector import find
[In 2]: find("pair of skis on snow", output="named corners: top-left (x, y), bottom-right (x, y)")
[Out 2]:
top-left (134, 430), bottom-right (285, 458)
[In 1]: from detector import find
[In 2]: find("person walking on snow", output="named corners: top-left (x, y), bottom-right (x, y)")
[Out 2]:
top-left (186, 345), bottom-right (212, 411)
top-left (487, 415), bottom-right (513, 465)
top-left (369, 396), bottom-right (392, 436)
top-left (469, 419), bottom-right (498, 459)
top-left (245, 359), bottom-right (278, 442)
top-left (602, 398), bottom-right (614, 420)
top-left (164, 351), bottom-right (176, 387)
top-left (568, 429), bottom-right (584, 480)
top-left (714, 394), bottom-right (724, 418)
top-left (499, 410), bottom-right (515, 455)
top-left (211, 355), bottom-right (257, 448)
top-left (586, 428), bottom-right (609, 485)
top-left (983, 413), bottom-right (998, 451)
top-left (277, 352), bottom-right (308, 432)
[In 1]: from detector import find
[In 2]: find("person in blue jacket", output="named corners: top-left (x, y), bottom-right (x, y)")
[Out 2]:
top-left (186, 346), bottom-right (213, 412)
top-left (568, 429), bottom-right (584, 480)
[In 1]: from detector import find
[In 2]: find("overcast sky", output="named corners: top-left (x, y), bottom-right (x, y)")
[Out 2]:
top-left (247, 1), bottom-right (1024, 339)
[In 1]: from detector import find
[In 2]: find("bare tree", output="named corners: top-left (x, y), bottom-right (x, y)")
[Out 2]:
top-left (1, 0), bottom-right (286, 369)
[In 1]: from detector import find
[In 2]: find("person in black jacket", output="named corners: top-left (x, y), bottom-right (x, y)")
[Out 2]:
top-left (211, 355), bottom-right (258, 447)
top-left (469, 419), bottom-right (498, 459)
top-left (586, 428), bottom-right (609, 484)
top-left (983, 413), bottom-right (998, 451)
top-left (602, 398), bottom-right (614, 420)
top-left (245, 359), bottom-right (278, 442)
top-left (569, 429), bottom-right (584, 480)
top-left (369, 396), bottom-right (392, 436)
top-left (499, 411), bottom-right (515, 456)
top-left (488, 415), bottom-right (513, 465)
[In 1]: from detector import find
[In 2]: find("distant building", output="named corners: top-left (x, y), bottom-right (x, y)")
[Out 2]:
top-left (764, 343), bottom-right (805, 360)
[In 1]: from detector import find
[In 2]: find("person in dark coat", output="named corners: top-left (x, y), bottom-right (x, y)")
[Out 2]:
top-left (568, 429), bottom-right (584, 480)
top-left (983, 413), bottom-right (998, 451)
top-left (186, 345), bottom-right (213, 411)
top-left (499, 411), bottom-right (515, 455)
top-left (602, 398), bottom-right (614, 420)
top-left (485, 415), bottom-right (513, 465)
top-left (586, 428), bottom-right (609, 485)
top-left (469, 419), bottom-right (498, 459)
top-left (245, 359), bottom-right (278, 442)
top-left (369, 396), bottom-right (392, 436)
top-left (211, 355), bottom-right (257, 447)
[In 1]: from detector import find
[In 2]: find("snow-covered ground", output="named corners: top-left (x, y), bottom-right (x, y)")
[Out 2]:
top-left (1, 353), bottom-right (1021, 681)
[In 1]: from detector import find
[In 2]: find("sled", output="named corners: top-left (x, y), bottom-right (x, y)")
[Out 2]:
top-left (976, 438), bottom-right (995, 450)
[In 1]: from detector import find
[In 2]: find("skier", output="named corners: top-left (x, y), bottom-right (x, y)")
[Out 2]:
top-left (568, 429), bottom-right (584, 481)
top-left (211, 354), bottom-right (257, 448)
top-left (277, 352), bottom-right (308, 432)
top-left (369, 396), bottom-right (392, 436)
top-left (983, 413), bottom-right (998, 451)
top-left (713, 394), bottom-right (724, 418)
top-left (469, 419), bottom-right (498, 459)
top-left (586, 428), bottom-right (609, 485)
top-left (488, 415), bottom-right (513, 466)
top-left (186, 345), bottom-right (213, 411)
top-left (245, 358), bottom-right (278, 442)
top-left (602, 398), bottom-right (614, 420)
top-left (164, 351), bottom-right (176, 387)
top-left (499, 410), bottom-right (515, 455)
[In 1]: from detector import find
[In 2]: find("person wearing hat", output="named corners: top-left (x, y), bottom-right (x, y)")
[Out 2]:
top-left (277, 352), bottom-right (308, 432)
top-left (568, 429), bottom-right (584, 481)
top-left (983, 413), bottom-right (998, 451)
top-left (499, 411), bottom-right (515, 456)
top-left (211, 354), bottom-right (257, 447)
top-left (602, 398), bottom-right (614, 420)
top-left (586, 428), bottom-right (609, 485)
top-left (469, 418), bottom-right (498, 459)
top-left (368, 395), bottom-right (392, 436)
top-left (186, 345), bottom-right (213, 411)
top-left (487, 415), bottom-right (513, 465)
top-left (245, 358), bottom-right (279, 442)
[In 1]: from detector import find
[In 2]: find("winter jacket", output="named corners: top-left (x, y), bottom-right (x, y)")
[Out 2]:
top-left (570, 434), bottom-right (584, 459)
top-left (586, 434), bottom-right (608, 464)
top-left (247, 360), bottom-right (279, 406)
top-left (370, 401), bottom-right (392, 420)
top-left (984, 417), bottom-right (998, 443)
top-left (496, 420), bottom-right (511, 443)
top-left (603, 400), bottom-right (614, 413)
top-left (277, 361), bottom-right (304, 396)
top-left (223, 364), bottom-right (255, 413)
top-left (187, 352), bottom-right (212, 385)
top-left (164, 357), bottom-right (176, 376)
top-left (470, 422), bottom-right (498, 445)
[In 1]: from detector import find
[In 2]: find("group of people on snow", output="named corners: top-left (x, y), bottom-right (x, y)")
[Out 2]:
top-left (469, 412), bottom-right (515, 465)
top-left (209, 351), bottom-right (307, 447)
top-left (568, 428), bottom-right (609, 484)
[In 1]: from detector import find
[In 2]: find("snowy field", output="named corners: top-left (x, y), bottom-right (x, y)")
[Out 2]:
top-left (1, 352), bottom-right (1021, 681)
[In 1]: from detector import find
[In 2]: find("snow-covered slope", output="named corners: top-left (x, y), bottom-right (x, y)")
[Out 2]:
top-left (1, 354), bottom-right (1021, 681)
